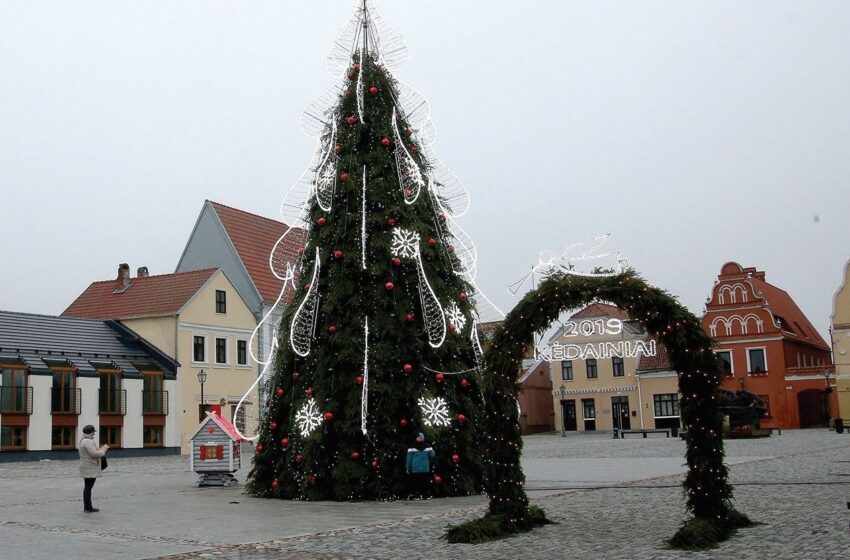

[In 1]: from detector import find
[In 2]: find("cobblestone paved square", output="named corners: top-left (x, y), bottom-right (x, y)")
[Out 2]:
top-left (1, 430), bottom-right (848, 559)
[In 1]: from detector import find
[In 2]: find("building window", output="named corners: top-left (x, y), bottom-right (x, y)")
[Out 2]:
top-left (561, 360), bottom-right (573, 381)
top-left (653, 394), bottom-right (680, 417)
top-left (1, 368), bottom-right (28, 414)
top-left (215, 290), bottom-right (227, 314)
top-left (612, 356), bottom-right (624, 377)
top-left (586, 359), bottom-right (598, 379)
top-left (757, 394), bottom-right (771, 417)
top-left (747, 348), bottom-right (767, 373)
top-left (143, 426), bottom-right (164, 447)
top-left (716, 350), bottom-right (733, 375)
top-left (215, 338), bottom-right (227, 364)
top-left (143, 373), bottom-right (165, 414)
top-left (582, 399), bottom-right (596, 419)
top-left (99, 371), bottom-right (123, 414)
top-left (99, 426), bottom-right (121, 448)
top-left (51, 370), bottom-right (77, 414)
top-left (237, 340), bottom-right (248, 366)
top-left (1, 426), bottom-right (27, 450)
top-left (52, 426), bottom-right (75, 449)
top-left (193, 336), bottom-right (206, 363)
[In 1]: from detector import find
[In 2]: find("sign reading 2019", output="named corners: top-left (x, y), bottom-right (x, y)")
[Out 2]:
top-left (534, 318), bottom-right (657, 361)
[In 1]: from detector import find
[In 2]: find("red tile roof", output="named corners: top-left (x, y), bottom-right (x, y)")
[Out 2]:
top-left (62, 269), bottom-right (218, 319)
top-left (750, 276), bottom-right (829, 349)
top-left (209, 201), bottom-right (306, 304)
top-left (637, 341), bottom-right (673, 372)
top-left (189, 410), bottom-right (245, 442)
top-left (569, 302), bottom-right (630, 321)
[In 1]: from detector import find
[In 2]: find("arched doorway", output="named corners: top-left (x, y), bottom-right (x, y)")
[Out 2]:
top-left (447, 271), bottom-right (752, 548)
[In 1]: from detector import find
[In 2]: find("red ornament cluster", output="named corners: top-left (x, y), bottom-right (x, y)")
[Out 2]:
top-left (435, 372), bottom-right (445, 383)
top-left (347, 115), bottom-right (357, 125)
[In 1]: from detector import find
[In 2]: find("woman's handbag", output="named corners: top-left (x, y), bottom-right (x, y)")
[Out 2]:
top-left (100, 456), bottom-right (108, 470)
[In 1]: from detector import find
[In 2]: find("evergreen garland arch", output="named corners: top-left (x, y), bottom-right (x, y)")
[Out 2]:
top-left (448, 271), bottom-right (752, 548)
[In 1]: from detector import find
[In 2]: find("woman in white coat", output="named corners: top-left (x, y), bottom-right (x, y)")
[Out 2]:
top-left (78, 425), bottom-right (108, 512)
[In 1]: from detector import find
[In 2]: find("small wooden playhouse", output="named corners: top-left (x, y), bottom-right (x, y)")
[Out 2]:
top-left (189, 411), bottom-right (245, 486)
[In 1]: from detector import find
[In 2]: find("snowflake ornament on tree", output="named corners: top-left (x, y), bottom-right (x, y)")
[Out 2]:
top-left (444, 302), bottom-right (467, 332)
top-left (418, 396), bottom-right (451, 427)
top-left (295, 398), bottom-right (324, 437)
top-left (391, 228), bottom-right (420, 259)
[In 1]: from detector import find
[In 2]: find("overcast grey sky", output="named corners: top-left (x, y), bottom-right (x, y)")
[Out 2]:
top-left (1, 1), bottom-right (848, 341)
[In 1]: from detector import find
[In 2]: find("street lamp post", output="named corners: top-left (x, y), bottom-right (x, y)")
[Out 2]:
top-left (197, 369), bottom-right (207, 422)
top-left (559, 384), bottom-right (566, 437)
top-left (823, 370), bottom-right (833, 427)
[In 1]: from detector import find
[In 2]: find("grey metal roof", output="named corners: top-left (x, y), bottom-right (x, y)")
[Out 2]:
top-left (0, 310), bottom-right (177, 376)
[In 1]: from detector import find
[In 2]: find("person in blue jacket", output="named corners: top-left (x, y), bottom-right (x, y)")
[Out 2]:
top-left (406, 432), bottom-right (435, 499)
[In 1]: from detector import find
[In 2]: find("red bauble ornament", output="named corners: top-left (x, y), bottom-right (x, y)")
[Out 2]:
top-left (381, 136), bottom-right (391, 147)
top-left (269, 421), bottom-right (278, 431)
top-left (334, 144), bottom-right (343, 154)
top-left (255, 444), bottom-right (264, 453)
top-left (371, 459), bottom-right (379, 470)
top-left (392, 257), bottom-right (402, 268)
top-left (295, 453), bottom-right (304, 463)
top-left (435, 372), bottom-right (445, 382)
top-left (448, 245), bottom-right (454, 253)
top-left (387, 217), bottom-right (397, 227)
top-left (276, 387), bottom-right (285, 397)
top-left (340, 171), bottom-right (350, 183)
top-left (403, 363), bottom-right (413, 374)
top-left (439, 212), bottom-right (446, 222)
top-left (334, 249), bottom-right (344, 260)
top-left (405, 312), bottom-right (414, 323)
top-left (427, 237), bottom-right (437, 248)
top-left (317, 216), bottom-right (327, 227)
top-left (307, 474), bottom-right (317, 485)
top-left (410, 145), bottom-right (418, 153)
top-left (347, 115), bottom-right (357, 125)
top-left (323, 411), bottom-right (334, 422)
top-left (355, 375), bottom-right (364, 385)
top-left (353, 63), bottom-right (361, 70)
top-left (304, 283), bottom-right (311, 291)
top-left (405, 128), bottom-right (413, 137)
top-left (292, 371), bottom-right (300, 381)
top-left (369, 85), bottom-right (378, 95)
top-left (399, 418), bottom-right (409, 427)
top-left (327, 324), bottom-right (337, 334)
top-left (460, 378), bottom-right (469, 389)
top-left (459, 291), bottom-right (468, 301)
top-left (457, 413), bottom-right (467, 423)
top-left (271, 480), bottom-right (279, 489)
top-left (433, 475), bottom-right (443, 484)
top-left (344, 89), bottom-right (352, 98)
top-left (280, 437), bottom-right (289, 447)
top-left (385, 281), bottom-right (394, 291)
top-left (452, 453), bottom-right (460, 463)
top-left (448, 324), bottom-right (457, 333)
top-left (350, 450), bottom-right (360, 460)
top-left (305, 387), bottom-right (313, 397)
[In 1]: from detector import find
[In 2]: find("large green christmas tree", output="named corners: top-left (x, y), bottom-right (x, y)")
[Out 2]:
top-left (247, 0), bottom-right (493, 501)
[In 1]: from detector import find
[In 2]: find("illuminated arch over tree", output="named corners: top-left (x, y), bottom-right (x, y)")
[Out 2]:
top-left (448, 271), bottom-right (752, 548)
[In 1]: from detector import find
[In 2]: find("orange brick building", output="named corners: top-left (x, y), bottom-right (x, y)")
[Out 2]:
top-left (703, 262), bottom-right (835, 429)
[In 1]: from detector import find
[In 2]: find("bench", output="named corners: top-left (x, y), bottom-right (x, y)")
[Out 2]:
top-left (619, 428), bottom-right (670, 439)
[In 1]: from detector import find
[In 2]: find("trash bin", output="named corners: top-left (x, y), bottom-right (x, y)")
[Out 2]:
top-left (671, 426), bottom-right (679, 438)
top-left (835, 418), bottom-right (844, 434)
top-left (612, 427), bottom-right (619, 439)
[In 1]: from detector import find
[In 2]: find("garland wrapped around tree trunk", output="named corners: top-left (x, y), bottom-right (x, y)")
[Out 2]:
top-left (447, 271), bottom-right (752, 548)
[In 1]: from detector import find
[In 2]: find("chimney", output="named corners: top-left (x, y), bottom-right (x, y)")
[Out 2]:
top-left (137, 266), bottom-right (149, 278)
top-left (117, 263), bottom-right (131, 288)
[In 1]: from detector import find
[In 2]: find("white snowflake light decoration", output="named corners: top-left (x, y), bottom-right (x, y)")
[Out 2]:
top-left (444, 302), bottom-right (467, 332)
top-left (418, 396), bottom-right (451, 427)
top-left (391, 228), bottom-right (420, 259)
top-left (295, 398), bottom-right (324, 437)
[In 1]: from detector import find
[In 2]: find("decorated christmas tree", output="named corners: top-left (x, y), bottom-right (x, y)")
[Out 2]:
top-left (246, 0), bottom-right (498, 500)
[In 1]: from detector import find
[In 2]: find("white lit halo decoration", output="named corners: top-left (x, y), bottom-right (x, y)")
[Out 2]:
top-left (361, 318), bottom-right (369, 436)
top-left (415, 246), bottom-right (447, 348)
top-left (290, 248), bottom-right (322, 357)
top-left (445, 302), bottom-right (467, 333)
top-left (314, 121), bottom-right (338, 212)
top-left (418, 396), bottom-right (451, 428)
top-left (295, 398), bottom-right (324, 438)
top-left (507, 233), bottom-right (628, 296)
top-left (391, 108), bottom-right (425, 204)
top-left (390, 227), bottom-right (420, 259)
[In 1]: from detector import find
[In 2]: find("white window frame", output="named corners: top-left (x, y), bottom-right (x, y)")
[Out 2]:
top-left (192, 334), bottom-right (208, 364)
top-left (214, 337), bottom-right (228, 365)
top-left (715, 350), bottom-right (734, 374)
top-left (745, 346), bottom-right (768, 374)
